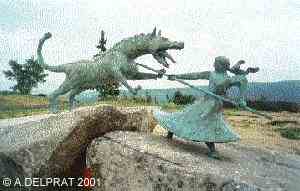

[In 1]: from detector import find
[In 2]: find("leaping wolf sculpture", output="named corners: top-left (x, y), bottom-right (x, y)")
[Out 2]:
top-left (37, 28), bottom-right (184, 113)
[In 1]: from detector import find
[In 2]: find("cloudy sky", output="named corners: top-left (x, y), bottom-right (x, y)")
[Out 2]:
top-left (0, 0), bottom-right (299, 94)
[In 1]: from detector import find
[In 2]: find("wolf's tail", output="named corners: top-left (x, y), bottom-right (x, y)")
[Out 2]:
top-left (37, 32), bottom-right (65, 73)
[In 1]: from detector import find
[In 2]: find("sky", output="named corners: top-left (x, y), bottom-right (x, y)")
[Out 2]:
top-left (0, 0), bottom-right (300, 94)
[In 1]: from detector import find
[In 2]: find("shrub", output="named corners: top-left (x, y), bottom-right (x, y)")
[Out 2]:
top-left (172, 90), bottom-right (196, 105)
top-left (275, 127), bottom-right (300, 140)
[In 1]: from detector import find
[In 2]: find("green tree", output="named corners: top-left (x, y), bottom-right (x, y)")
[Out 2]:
top-left (3, 57), bottom-right (48, 94)
top-left (94, 30), bottom-right (120, 99)
top-left (94, 30), bottom-right (107, 57)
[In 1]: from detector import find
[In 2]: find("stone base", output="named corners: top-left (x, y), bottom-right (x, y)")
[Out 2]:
top-left (0, 106), bottom-right (156, 179)
top-left (87, 131), bottom-right (300, 191)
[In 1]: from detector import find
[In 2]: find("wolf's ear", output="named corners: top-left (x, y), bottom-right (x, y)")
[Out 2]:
top-left (158, 30), bottom-right (161, 37)
top-left (151, 27), bottom-right (157, 37)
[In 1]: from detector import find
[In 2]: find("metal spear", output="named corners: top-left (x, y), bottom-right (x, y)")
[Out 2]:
top-left (135, 63), bottom-right (273, 120)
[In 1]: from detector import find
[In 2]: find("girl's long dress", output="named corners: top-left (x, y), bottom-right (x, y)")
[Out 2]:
top-left (154, 97), bottom-right (240, 143)
top-left (154, 72), bottom-right (240, 143)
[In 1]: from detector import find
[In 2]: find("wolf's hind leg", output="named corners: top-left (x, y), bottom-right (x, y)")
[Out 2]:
top-left (48, 80), bottom-right (72, 113)
top-left (115, 72), bottom-right (140, 95)
top-left (120, 79), bottom-right (142, 95)
top-left (68, 88), bottom-right (82, 111)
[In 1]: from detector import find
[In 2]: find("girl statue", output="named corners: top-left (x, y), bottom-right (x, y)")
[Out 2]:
top-left (154, 56), bottom-right (259, 159)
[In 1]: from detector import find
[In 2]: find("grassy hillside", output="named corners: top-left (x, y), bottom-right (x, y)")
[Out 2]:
top-left (0, 95), bottom-right (68, 119)
top-left (0, 95), bottom-right (49, 110)
top-left (1, 94), bottom-right (299, 153)
top-left (0, 94), bottom-right (176, 119)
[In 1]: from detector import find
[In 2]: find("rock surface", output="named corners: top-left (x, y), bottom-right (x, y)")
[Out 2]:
top-left (0, 153), bottom-right (29, 191)
top-left (87, 131), bottom-right (300, 191)
top-left (0, 106), bottom-right (156, 179)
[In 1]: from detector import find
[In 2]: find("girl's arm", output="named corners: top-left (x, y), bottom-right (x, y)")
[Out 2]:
top-left (168, 71), bottom-right (211, 80)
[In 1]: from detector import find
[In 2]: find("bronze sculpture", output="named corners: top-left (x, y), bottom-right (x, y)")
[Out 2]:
top-left (153, 56), bottom-right (265, 158)
top-left (36, 28), bottom-right (184, 113)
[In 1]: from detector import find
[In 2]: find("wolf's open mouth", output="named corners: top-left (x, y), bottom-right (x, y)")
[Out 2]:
top-left (153, 50), bottom-right (177, 68)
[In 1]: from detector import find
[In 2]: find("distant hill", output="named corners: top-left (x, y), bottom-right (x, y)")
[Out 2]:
top-left (243, 80), bottom-right (300, 103)
top-left (76, 80), bottom-right (300, 104)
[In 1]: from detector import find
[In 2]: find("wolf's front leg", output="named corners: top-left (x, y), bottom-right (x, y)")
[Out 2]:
top-left (122, 80), bottom-right (141, 95)
top-left (117, 73), bottom-right (141, 95)
top-left (48, 80), bottom-right (72, 113)
top-left (134, 62), bottom-right (166, 79)
top-left (48, 92), bottom-right (62, 113)
top-left (68, 88), bottom-right (82, 111)
top-left (48, 96), bottom-right (59, 113)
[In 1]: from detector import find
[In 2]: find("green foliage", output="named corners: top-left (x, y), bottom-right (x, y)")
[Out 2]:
top-left (3, 57), bottom-right (48, 94)
top-left (271, 120), bottom-right (300, 140)
top-left (257, 94), bottom-right (267, 102)
top-left (275, 127), bottom-right (300, 140)
top-left (94, 30), bottom-right (107, 57)
top-left (93, 30), bottom-right (120, 98)
top-left (0, 94), bottom-right (68, 119)
top-left (96, 78), bottom-right (120, 99)
top-left (172, 90), bottom-right (196, 105)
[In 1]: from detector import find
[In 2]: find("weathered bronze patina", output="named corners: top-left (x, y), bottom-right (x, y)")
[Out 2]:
top-left (37, 28), bottom-right (184, 113)
top-left (154, 56), bottom-right (261, 158)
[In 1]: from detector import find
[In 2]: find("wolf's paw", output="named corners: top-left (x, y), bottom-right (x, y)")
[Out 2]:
top-left (157, 69), bottom-right (166, 78)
